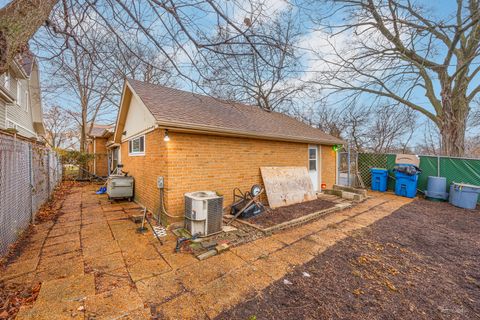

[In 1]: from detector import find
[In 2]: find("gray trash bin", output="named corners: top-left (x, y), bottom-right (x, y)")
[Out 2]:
top-left (107, 175), bottom-right (134, 201)
top-left (449, 183), bottom-right (480, 210)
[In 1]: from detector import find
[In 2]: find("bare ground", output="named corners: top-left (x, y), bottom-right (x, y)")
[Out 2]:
top-left (245, 198), bottom-right (337, 228)
top-left (217, 200), bottom-right (480, 320)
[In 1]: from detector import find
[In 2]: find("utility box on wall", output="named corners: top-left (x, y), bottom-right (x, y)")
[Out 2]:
top-left (157, 176), bottom-right (164, 189)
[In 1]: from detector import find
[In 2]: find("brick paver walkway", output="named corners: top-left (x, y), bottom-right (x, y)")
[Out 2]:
top-left (0, 184), bottom-right (412, 319)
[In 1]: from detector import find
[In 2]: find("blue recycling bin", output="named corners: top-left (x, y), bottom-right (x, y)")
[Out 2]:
top-left (370, 168), bottom-right (388, 192)
top-left (394, 164), bottom-right (420, 198)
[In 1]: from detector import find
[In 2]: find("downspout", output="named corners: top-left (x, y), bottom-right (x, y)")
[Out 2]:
top-left (93, 138), bottom-right (96, 175)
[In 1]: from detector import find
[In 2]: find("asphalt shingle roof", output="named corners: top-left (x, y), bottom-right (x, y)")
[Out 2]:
top-left (89, 124), bottom-right (114, 138)
top-left (128, 79), bottom-right (343, 145)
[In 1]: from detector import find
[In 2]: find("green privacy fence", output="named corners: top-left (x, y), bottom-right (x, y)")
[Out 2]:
top-left (357, 153), bottom-right (480, 199)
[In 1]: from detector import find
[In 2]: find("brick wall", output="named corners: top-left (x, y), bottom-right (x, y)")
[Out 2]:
top-left (94, 137), bottom-right (109, 177)
top-left (121, 129), bottom-right (338, 222)
top-left (164, 132), bottom-right (309, 217)
top-left (120, 130), bottom-right (167, 217)
top-left (321, 145), bottom-right (337, 188)
top-left (86, 137), bottom-right (109, 177)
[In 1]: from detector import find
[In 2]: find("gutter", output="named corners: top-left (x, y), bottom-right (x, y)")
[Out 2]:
top-left (0, 86), bottom-right (15, 103)
top-left (12, 59), bottom-right (28, 79)
top-left (155, 120), bottom-right (345, 146)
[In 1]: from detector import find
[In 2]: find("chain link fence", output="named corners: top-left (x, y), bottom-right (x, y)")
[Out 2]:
top-left (0, 133), bottom-right (62, 256)
top-left (338, 147), bottom-right (359, 187)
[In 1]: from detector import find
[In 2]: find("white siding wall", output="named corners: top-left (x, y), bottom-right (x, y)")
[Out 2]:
top-left (0, 100), bottom-right (5, 129)
top-left (5, 78), bottom-right (37, 138)
top-left (122, 94), bottom-right (156, 141)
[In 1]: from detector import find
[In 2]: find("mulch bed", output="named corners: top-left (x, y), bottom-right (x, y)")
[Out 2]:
top-left (217, 200), bottom-right (480, 320)
top-left (244, 198), bottom-right (337, 228)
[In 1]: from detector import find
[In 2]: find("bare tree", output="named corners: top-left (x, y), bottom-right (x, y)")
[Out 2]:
top-left (0, 0), bottom-right (296, 91)
top-left (0, 0), bottom-right (57, 73)
top-left (101, 40), bottom-right (177, 98)
top-left (310, 0), bottom-right (480, 156)
top-left (294, 102), bottom-right (416, 153)
top-left (414, 120), bottom-right (441, 155)
top-left (35, 1), bottom-right (178, 152)
top-left (200, 7), bottom-right (304, 111)
top-left (370, 104), bottom-right (416, 153)
top-left (42, 105), bottom-right (76, 149)
top-left (465, 135), bottom-right (480, 158)
top-left (41, 29), bottom-right (114, 153)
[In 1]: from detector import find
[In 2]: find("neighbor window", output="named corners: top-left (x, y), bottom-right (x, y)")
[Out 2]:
top-left (17, 81), bottom-right (22, 102)
top-left (128, 135), bottom-right (145, 155)
top-left (4, 73), bottom-right (10, 90)
top-left (24, 90), bottom-right (29, 112)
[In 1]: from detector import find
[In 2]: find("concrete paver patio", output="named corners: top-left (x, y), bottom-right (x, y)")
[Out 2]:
top-left (0, 184), bottom-right (412, 319)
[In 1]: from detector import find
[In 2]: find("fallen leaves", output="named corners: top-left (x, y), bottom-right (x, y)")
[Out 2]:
top-left (0, 281), bottom-right (41, 319)
top-left (352, 288), bottom-right (364, 295)
top-left (384, 279), bottom-right (398, 292)
top-left (35, 181), bottom-right (77, 222)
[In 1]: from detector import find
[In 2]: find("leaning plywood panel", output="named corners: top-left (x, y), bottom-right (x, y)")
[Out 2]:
top-left (260, 167), bottom-right (317, 209)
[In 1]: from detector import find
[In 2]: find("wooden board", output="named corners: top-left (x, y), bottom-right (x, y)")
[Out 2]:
top-left (260, 167), bottom-right (317, 209)
top-left (395, 154), bottom-right (420, 166)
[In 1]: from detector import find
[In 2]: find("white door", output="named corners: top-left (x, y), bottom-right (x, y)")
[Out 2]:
top-left (308, 145), bottom-right (319, 191)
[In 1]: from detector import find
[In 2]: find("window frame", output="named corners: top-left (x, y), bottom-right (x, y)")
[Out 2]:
top-left (128, 135), bottom-right (145, 156)
top-left (308, 146), bottom-right (317, 171)
top-left (16, 80), bottom-right (22, 102)
top-left (4, 72), bottom-right (10, 90)
top-left (24, 89), bottom-right (29, 112)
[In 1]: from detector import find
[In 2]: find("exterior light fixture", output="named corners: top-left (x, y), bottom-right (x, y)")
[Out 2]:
top-left (332, 144), bottom-right (341, 152)
top-left (164, 129), bottom-right (170, 142)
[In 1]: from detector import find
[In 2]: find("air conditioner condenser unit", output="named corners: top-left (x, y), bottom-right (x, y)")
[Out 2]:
top-left (184, 191), bottom-right (223, 236)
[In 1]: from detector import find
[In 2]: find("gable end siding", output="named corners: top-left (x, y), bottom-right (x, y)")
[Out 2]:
top-left (0, 101), bottom-right (5, 129)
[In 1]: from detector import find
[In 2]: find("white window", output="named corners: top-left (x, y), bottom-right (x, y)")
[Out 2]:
top-left (309, 147), bottom-right (317, 171)
top-left (24, 90), bottom-right (29, 112)
top-left (4, 72), bottom-right (10, 90)
top-left (128, 135), bottom-right (145, 155)
top-left (17, 81), bottom-right (21, 102)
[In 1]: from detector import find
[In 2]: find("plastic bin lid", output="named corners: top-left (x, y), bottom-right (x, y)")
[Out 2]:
top-left (370, 167), bottom-right (388, 171)
top-left (451, 182), bottom-right (480, 189)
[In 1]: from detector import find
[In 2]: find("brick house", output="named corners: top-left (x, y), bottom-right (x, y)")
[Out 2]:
top-left (86, 124), bottom-right (115, 177)
top-left (113, 79), bottom-right (343, 221)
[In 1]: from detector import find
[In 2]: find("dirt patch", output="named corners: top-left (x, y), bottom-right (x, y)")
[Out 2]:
top-left (217, 200), bottom-right (480, 320)
top-left (245, 198), bottom-right (337, 228)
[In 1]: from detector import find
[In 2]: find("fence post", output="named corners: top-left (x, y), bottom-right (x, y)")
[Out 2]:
top-left (347, 144), bottom-right (351, 186)
top-left (47, 150), bottom-right (51, 196)
top-left (28, 144), bottom-right (34, 222)
top-left (437, 155), bottom-right (440, 177)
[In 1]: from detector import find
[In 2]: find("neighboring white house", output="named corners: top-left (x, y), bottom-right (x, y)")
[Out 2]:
top-left (0, 51), bottom-right (45, 139)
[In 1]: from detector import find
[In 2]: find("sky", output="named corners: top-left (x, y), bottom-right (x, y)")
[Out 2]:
top-left (2, 0), bottom-right (478, 146)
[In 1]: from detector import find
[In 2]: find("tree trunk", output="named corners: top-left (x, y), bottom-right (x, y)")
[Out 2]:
top-left (78, 100), bottom-right (88, 179)
top-left (0, 0), bottom-right (57, 73)
top-left (439, 119), bottom-right (466, 157)
top-left (438, 92), bottom-right (468, 157)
